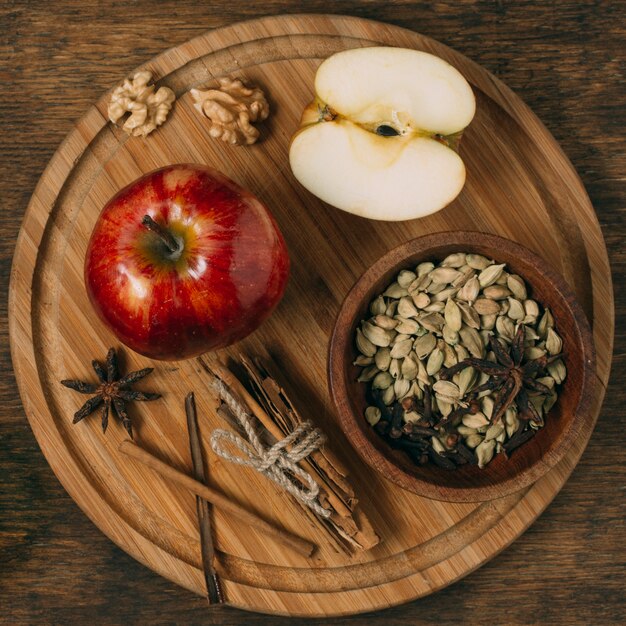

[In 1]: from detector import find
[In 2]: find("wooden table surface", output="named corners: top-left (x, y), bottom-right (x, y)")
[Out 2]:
top-left (1, 1), bottom-right (624, 624)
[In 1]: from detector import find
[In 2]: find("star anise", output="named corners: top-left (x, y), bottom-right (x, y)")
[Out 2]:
top-left (439, 325), bottom-right (562, 426)
top-left (61, 348), bottom-right (161, 438)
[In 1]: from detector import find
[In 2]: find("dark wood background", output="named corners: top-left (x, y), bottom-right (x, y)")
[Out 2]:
top-left (1, 1), bottom-right (624, 624)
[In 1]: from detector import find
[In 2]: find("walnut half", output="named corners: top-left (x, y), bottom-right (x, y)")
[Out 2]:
top-left (108, 71), bottom-right (175, 137)
top-left (190, 77), bottom-right (270, 146)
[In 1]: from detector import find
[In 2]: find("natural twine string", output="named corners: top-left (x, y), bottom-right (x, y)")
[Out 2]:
top-left (209, 379), bottom-right (331, 519)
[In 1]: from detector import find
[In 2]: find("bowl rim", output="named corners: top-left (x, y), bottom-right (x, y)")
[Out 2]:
top-left (328, 231), bottom-right (596, 502)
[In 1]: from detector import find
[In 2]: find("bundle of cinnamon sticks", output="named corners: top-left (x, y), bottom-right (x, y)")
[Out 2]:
top-left (197, 355), bottom-right (380, 553)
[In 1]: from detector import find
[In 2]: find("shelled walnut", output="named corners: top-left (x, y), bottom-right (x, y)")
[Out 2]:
top-left (190, 77), bottom-right (270, 146)
top-left (108, 71), bottom-right (175, 137)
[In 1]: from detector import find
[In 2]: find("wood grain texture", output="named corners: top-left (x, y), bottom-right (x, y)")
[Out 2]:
top-left (0, 1), bottom-right (624, 624)
top-left (116, 439), bottom-right (316, 557)
top-left (7, 13), bottom-right (613, 616)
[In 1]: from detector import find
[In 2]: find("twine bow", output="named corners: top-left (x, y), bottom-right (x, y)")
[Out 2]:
top-left (209, 379), bottom-right (331, 518)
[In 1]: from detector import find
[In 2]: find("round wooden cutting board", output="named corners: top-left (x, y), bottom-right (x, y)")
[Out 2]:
top-left (9, 14), bottom-right (613, 617)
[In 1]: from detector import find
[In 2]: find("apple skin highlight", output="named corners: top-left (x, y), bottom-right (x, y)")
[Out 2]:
top-left (85, 164), bottom-right (290, 360)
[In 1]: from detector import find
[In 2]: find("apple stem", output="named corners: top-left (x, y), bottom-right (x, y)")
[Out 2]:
top-left (141, 215), bottom-right (181, 256)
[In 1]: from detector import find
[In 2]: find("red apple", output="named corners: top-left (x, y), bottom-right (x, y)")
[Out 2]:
top-left (85, 164), bottom-right (289, 360)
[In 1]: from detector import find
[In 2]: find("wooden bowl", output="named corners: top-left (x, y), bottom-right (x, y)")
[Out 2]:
top-left (328, 232), bottom-right (595, 502)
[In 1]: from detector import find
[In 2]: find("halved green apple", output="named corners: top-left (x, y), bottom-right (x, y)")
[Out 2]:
top-left (289, 46), bottom-right (476, 221)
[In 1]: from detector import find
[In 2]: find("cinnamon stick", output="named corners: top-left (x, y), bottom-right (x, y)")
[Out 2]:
top-left (118, 439), bottom-right (315, 557)
top-left (206, 362), bottom-right (352, 518)
top-left (198, 356), bottom-right (380, 552)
